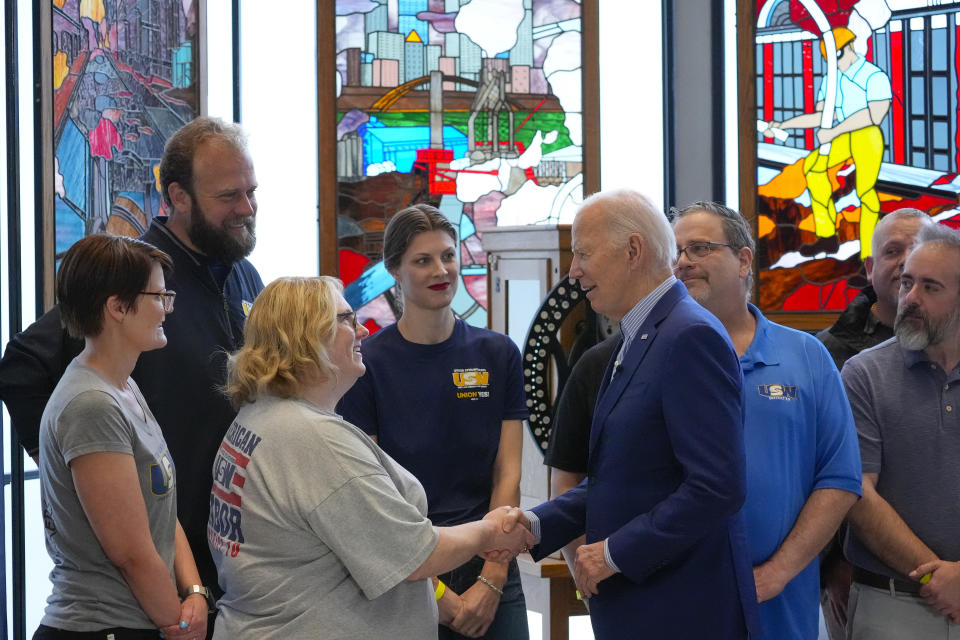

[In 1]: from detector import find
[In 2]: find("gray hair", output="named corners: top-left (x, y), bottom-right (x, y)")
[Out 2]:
top-left (911, 223), bottom-right (960, 291)
top-left (913, 222), bottom-right (960, 254)
top-left (580, 189), bottom-right (675, 271)
top-left (872, 207), bottom-right (934, 254)
top-left (670, 201), bottom-right (756, 253)
top-left (670, 200), bottom-right (755, 296)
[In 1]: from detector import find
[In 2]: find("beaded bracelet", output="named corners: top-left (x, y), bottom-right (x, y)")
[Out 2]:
top-left (477, 574), bottom-right (504, 596)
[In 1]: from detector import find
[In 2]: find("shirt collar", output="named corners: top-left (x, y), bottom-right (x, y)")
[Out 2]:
top-left (844, 55), bottom-right (867, 79)
top-left (618, 276), bottom-right (677, 347)
top-left (901, 341), bottom-right (932, 368)
top-left (900, 342), bottom-right (960, 382)
top-left (740, 303), bottom-right (778, 370)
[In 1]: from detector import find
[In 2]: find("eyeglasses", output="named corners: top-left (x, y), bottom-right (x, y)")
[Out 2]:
top-left (336, 310), bottom-right (358, 331)
top-left (676, 241), bottom-right (732, 264)
top-left (140, 290), bottom-right (176, 312)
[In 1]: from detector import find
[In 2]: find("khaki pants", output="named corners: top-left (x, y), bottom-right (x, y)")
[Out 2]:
top-left (847, 582), bottom-right (960, 639)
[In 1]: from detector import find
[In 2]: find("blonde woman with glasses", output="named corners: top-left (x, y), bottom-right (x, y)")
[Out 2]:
top-left (208, 276), bottom-right (531, 639)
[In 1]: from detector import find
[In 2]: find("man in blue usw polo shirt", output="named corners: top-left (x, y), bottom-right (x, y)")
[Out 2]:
top-left (672, 201), bottom-right (863, 640)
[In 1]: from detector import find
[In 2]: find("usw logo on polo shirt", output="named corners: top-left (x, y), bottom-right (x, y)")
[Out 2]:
top-left (757, 384), bottom-right (798, 400)
top-left (453, 368), bottom-right (490, 399)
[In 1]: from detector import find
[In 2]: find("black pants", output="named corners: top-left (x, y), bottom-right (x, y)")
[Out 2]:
top-left (33, 625), bottom-right (160, 640)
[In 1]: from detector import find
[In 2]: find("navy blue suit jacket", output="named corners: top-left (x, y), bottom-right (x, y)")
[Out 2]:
top-left (532, 282), bottom-right (760, 639)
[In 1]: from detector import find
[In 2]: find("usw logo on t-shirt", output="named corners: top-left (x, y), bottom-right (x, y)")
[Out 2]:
top-left (453, 368), bottom-right (490, 399)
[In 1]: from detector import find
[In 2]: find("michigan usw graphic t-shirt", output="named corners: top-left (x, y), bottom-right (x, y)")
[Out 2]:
top-left (338, 319), bottom-right (528, 526)
top-left (208, 396), bottom-right (440, 640)
top-left (39, 360), bottom-right (177, 631)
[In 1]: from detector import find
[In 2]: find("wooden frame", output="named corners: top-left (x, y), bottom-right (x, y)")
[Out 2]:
top-left (737, 0), bottom-right (836, 331)
top-left (319, 0), bottom-right (600, 296)
top-left (37, 0), bottom-right (207, 309)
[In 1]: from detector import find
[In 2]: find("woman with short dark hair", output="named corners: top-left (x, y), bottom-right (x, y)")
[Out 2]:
top-left (36, 233), bottom-right (207, 640)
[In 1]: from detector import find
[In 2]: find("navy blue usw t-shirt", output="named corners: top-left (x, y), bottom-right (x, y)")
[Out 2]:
top-left (338, 319), bottom-right (528, 526)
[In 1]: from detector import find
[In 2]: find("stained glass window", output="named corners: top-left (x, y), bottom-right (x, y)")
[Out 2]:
top-left (754, 0), bottom-right (960, 313)
top-left (335, 0), bottom-right (586, 332)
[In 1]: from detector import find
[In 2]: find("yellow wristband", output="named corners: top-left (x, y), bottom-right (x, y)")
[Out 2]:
top-left (435, 580), bottom-right (446, 600)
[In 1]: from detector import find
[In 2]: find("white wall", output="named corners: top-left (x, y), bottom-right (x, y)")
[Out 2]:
top-left (599, 3), bottom-right (665, 210)
top-left (207, 0), bottom-right (236, 122)
top-left (239, 0), bottom-right (319, 283)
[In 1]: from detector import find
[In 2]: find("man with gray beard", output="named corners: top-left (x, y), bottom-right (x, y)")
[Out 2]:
top-left (841, 222), bottom-right (960, 639)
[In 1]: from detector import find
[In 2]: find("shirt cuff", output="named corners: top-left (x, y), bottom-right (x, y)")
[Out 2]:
top-left (604, 538), bottom-right (621, 573)
top-left (523, 510), bottom-right (542, 544)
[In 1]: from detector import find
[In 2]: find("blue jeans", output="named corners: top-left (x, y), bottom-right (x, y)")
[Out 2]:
top-left (438, 556), bottom-right (529, 640)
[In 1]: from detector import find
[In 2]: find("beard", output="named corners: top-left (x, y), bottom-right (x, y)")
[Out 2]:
top-left (187, 203), bottom-right (256, 263)
top-left (895, 302), bottom-right (960, 351)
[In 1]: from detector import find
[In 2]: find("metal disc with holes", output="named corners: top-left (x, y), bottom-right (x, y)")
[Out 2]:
top-left (522, 276), bottom-right (593, 453)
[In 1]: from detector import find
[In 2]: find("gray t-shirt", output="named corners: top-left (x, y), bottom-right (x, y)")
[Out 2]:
top-left (842, 337), bottom-right (960, 577)
top-left (39, 360), bottom-right (177, 630)
top-left (209, 395), bottom-right (440, 640)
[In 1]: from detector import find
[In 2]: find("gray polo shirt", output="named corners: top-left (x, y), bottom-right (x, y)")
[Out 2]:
top-left (841, 337), bottom-right (960, 578)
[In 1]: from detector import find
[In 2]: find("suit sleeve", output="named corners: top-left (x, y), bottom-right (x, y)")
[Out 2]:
top-left (529, 478), bottom-right (589, 559)
top-left (0, 306), bottom-right (83, 457)
top-left (606, 323), bottom-right (746, 582)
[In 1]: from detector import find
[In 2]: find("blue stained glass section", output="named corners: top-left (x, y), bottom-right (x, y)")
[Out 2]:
top-left (56, 119), bottom-right (89, 212)
top-left (55, 196), bottom-right (85, 257)
top-left (460, 212), bottom-right (476, 239)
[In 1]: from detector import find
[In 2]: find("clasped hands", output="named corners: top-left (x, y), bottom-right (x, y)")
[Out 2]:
top-left (480, 506), bottom-right (534, 563)
top-left (909, 560), bottom-right (960, 623)
top-left (159, 593), bottom-right (207, 639)
top-left (481, 507), bottom-right (615, 598)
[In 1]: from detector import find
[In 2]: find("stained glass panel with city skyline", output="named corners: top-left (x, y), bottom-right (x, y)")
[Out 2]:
top-left (335, 0), bottom-right (584, 332)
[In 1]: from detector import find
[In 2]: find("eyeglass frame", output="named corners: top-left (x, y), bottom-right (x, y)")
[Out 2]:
top-left (675, 241), bottom-right (733, 264)
top-left (140, 290), bottom-right (176, 312)
top-left (336, 310), bottom-right (358, 331)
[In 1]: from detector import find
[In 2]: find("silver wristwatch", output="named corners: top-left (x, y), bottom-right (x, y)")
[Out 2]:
top-left (182, 584), bottom-right (216, 613)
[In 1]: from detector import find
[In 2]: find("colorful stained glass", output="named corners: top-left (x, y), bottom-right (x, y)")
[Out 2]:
top-left (335, 0), bottom-right (585, 330)
top-left (51, 0), bottom-right (200, 260)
